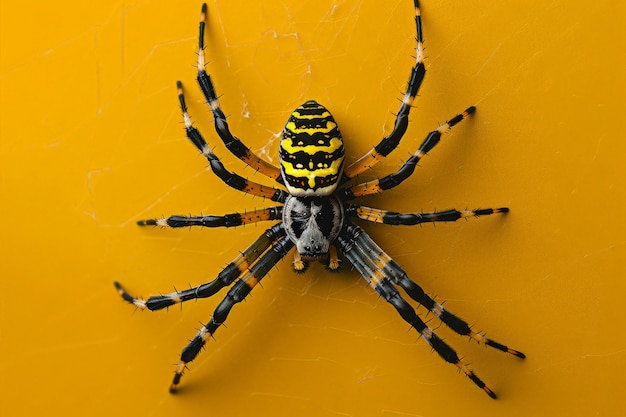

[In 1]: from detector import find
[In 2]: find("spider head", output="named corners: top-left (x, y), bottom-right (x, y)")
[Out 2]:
top-left (283, 195), bottom-right (344, 261)
top-left (279, 100), bottom-right (345, 197)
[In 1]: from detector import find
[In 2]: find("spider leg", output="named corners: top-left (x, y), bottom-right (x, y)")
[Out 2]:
top-left (343, 222), bottom-right (525, 359)
top-left (341, 107), bottom-right (475, 199)
top-left (177, 81), bottom-right (288, 203)
top-left (136, 206), bottom-right (282, 228)
top-left (195, 4), bottom-right (282, 182)
top-left (169, 235), bottom-right (295, 393)
top-left (337, 223), bottom-right (498, 399)
top-left (114, 223), bottom-right (286, 311)
top-left (342, 0), bottom-right (425, 181)
top-left (348, 205), bottom-right (508, 226)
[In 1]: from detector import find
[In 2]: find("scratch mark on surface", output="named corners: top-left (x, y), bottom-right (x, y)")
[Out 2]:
top-left (122, 168), bottom-right (209, 227)
top-left (380, 409), bottom-right (424, 417)
top-left (87, 167), bottom-right (111, 193)
top-left (249, 391), bottom-right (310, 401)
top-left (475, 42), bottom-right (503, 75)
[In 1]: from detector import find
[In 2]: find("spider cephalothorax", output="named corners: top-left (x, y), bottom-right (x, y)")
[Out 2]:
top-left (283, 195), bottom-right (344, 264)
top-left (115, 1), bottom-right (524, 399)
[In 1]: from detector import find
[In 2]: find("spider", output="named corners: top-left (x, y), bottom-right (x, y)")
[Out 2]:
top-left (114, 1), bottom-right (525, 398)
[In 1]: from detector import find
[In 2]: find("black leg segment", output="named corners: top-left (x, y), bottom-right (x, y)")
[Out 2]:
top-left (169, 235), bottom-right (295, 393)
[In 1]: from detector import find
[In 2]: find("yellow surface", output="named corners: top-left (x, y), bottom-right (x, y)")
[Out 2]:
top-left (1, 1), bottom-right (625, 415)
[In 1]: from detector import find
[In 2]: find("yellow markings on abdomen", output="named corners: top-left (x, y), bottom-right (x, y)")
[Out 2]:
top-left (285, 120), bottom-right (337, 136)
top-left (291, 110), bottom-right (331, 119)
top-left (280, 135), bottom-right (343, 156)
top-left (280, 157), bottom-right (344, 180)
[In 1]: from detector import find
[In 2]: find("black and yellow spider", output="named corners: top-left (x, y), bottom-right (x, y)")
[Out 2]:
top-left (114, 1), bottom-right (525, 398)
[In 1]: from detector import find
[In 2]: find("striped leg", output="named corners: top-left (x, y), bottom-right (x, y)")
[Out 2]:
top-left (342, 0), bottom-right (425, 181)
top-left (136, 206), bottom-right (282, 228)
top-left (114, 224), bottom-right (286, 311)
top-left (195, 4), bottom-right (282, 182)
top-left (169, 235), bottom-right (295, 393)
top-left (176, 81), bottom-right (288, 203)
top-left (345, 223), bottom-right (525, 359)
top-left (342, 107), bottom-right (475, 199)
top-left (336, 223), bottom-right (499, 399)
top-left (348, 205), bottom-right (509, 225)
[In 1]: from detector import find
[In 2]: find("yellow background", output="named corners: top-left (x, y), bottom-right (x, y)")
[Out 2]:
top-left (1, 0), bottom-right (625, 416)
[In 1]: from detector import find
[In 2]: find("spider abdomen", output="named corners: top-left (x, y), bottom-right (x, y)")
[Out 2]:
top-left (279, 100), bottom-right (345, 196)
